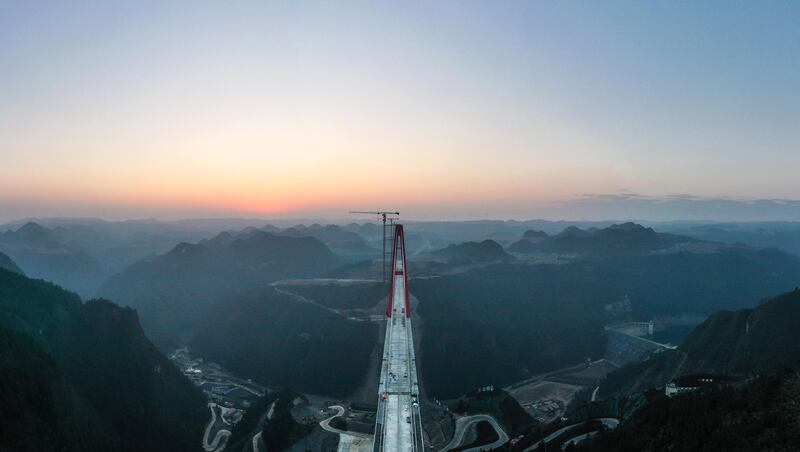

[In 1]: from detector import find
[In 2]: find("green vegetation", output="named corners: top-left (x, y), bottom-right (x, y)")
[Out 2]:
top-left (261, 389), bottom-right (315, 451)
top-left (600, 288), bottom-right (800, 397)
top-left (279, 224), bottom-right (378, 259)
top-left (0, 251), bottom-right (22, 274)
top-left (451, 420), bottom-right (499, 451)
top-left (0, 327), bottom-right (61, 451)
top-left (414, 242), bottom-right (800, 398)
top-left (452, 389), bottom-right (534, 432)
top-left (414, 263), bottom-right (608, 398)
top-left (99, 229), bottom-right (343, 348)
top-left (228, 392), bottom-right (280, 448)
top-left (0, 222), bottom-right (104, 298)
top-left (226, 389), bottom-right (316, 452)
top-left (433, 239), bottom-right (512, 262)
top-left (193, 288), bottom-right (377, 396)
top-left (282, 281), bottom-right (385, 310)
top-left (575, 370), bottom-right (800, 451)
top-left (508, 223), bottom-right (683, 257)
top-left (0, 268), bottom-right (207, 452)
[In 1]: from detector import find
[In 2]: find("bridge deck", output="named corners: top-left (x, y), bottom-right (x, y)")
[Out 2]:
top-left (374, 225), bottom-right (423, 452)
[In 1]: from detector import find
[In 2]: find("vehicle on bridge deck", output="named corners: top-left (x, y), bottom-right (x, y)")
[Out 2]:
top-left (373, 225), bottom-right (424, 452)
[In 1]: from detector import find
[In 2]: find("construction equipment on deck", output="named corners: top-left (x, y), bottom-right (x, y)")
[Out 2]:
top-left (348, 211), bottom-right (400, 284)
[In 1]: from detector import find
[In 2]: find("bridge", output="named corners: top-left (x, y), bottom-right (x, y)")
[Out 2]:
top-left (605, 321), bottom-right (676, 366)
top-left (373, 224), bottom-right (425, 452)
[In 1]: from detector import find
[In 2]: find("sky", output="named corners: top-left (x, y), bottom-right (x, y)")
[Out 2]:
top-left (1, 1), bottom-right (799, 222)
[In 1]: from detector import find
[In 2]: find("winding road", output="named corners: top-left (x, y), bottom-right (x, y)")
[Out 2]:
top-left (320, 405), bottom-right (373, 439)
top-left (202, 403), bottom-right (231, 452)
top-left (251, 432), bottom-right (263, 452)
top-left (441, 414), bottom-right (509, 452)
top-left (523, 418), bottom-right (619, 451)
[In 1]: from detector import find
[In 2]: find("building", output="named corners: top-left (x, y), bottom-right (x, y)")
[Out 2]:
top-left (665, 374), bottom-right (733, 397)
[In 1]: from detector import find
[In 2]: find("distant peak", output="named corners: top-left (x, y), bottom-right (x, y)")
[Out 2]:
top-left (523, 229), bottom-right (548, 239)
top-left (17, 221), bottom-right (48, 235)
top-left (558, 226), bottom-right (589, 237)
top-left (607, 222), bottom-right (647, 231)
top-left (165, 242), bottom-right (206, 259)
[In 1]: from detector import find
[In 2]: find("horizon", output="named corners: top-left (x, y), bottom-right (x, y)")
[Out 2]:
top-left (5, 192), bottom-right (800, 224)
top-left (3, 2), bottom-right (799, 222)
top-left (6, 209), bottom-right (800, 227)
top-left (4, 3), bottom-right (800, 449)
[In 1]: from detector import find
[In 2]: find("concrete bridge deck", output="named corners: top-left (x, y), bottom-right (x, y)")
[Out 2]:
top-left (373, 225), bottom-right (424, 452)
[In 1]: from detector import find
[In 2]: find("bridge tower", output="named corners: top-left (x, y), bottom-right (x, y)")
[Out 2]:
top-left (373, 224), bottom-right (424, 451)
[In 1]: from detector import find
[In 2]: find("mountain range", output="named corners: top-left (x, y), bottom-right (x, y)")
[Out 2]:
top-left (0, 222), bottom-right (104, 298)
top-left (599, 287), bottom-right (800, 398)
top-left (99, 228), bottom-right (344, 348)
top-left (433, 239), bottom-right (512, 262)
top-left (0, 267), bottom-right (207, 452)
top-left (278, 224), bottom-right (378, 259)
top-left (573, 287), bottom-right (800, 451)
top-left (0, 250), bottom-right (22, 274)
top-left (507, 222), bottom-right (694, 256)
top-left (192, 287), bottom-right (378, 396)
top-left (413, 223), bottom-right (800, 398)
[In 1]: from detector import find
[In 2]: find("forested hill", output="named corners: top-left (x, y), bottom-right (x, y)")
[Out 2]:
top-left (575, 368), bottom-right (800, 451)
top-left (413, 246), bottom-right (800, 398)
top-left (508, 222), bottom-right (694, 256)
top-left (433, 239), bottom-right (511, 262)
top-left (192, 287), bottom-right (377, 397)
top-left (0, 221), bottom-right (102, 297)
top-left (98, 229), bottom-right (343, 348)
top-left (0, 250), bottom-right (22, 274)
top-left (277, 223), bottom-right (378, 257)
top-left (0, 268), bottom-right (207, 452)
top-left (600, 288), bottom-right (800, 397)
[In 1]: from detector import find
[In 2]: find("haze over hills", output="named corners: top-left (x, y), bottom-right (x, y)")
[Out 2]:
top-left (0, 250), bottom-right (22, 275)
top-left (599, 288), bottom-right (800, 398)
top-left (507, 222), bottom-right (694, 257)
top-left (6, 216), bottom-right (800, 449)
top-left (93, 221), bottom-right (800, 400)
top-left (193, 287), bottom-right (378, 397)
top-left (0, 222), bottom-right (104, 298)
top-left (0, 268), bottom-right (207, 452)
top-left (577, 368), bottom-right (800, 451)
top-left (98, 228), bottom-right (343, 348)
top-left (432, 239), bottom-right (512, 263)
top-left (277, 223), bottom-right (379, 260)
top-left (412, 223), bottom-right (800, 398)
top-left (656, 221), bottom-right (800, 257)
top-left (571, 287), bottom-right (800, 451)
top-left (0, 220), bottom-right (225, 298)
top-left (5, 2), bottom-right (800, 449)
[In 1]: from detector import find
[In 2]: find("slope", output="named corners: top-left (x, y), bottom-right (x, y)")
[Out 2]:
top-left (0, 268), bottom-right (207, 452)
top-left (98, 229), bottom-right (343, 348)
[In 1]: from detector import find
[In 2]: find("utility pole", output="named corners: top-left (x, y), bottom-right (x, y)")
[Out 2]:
top-left (348, 211), bottom-right (399, 284)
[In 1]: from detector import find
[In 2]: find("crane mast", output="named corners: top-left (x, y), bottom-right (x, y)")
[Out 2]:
top-left (349, 211), bottom-right (400, 284)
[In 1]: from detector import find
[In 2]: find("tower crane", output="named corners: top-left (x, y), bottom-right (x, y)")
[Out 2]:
top-left (349, 211), bottom-right (400, 283)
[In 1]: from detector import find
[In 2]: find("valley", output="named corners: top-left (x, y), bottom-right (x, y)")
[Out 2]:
top-left (5, 6), bottom-right (799, 450)
top-left (4, 218), bottom-right (800, 451)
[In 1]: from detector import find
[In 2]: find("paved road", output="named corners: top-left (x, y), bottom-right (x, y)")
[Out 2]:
top-left (244, 402), bottom-right (274, 452)
top-left (202, 403), bottom-right (232, 452)
top-left (559, 418), bottom-right (619, 450)
top-left (273, 286), bottom-right (349, 318)
top-left (560, 431), bottom-right (597, 449)
top-left (320, 405), bottom-right (373, 439)
top-left (251, 432), bottom-right (263, 452)
top-left (440, 414), bottom-right (509, 451)
top-left (524, 418), bottom-right (619, 451)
